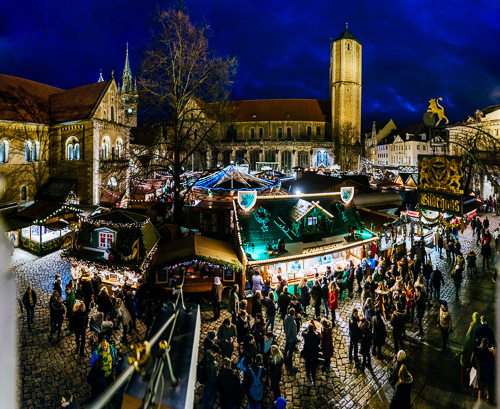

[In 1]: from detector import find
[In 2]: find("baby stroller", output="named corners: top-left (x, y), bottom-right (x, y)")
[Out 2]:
top-left (89, 309), bottom-right (116, 350)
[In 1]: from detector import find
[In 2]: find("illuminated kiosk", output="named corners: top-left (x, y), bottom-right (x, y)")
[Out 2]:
top-left (62, 209), bottom-right (160, 289)
top-left (233, 189), bottom-right (378, 290)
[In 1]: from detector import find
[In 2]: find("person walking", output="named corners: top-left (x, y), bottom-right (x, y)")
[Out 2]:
top-left (302, 323), bottom-right (320, 383)
top-left (438, 234), bottom-right (444, 258)
top-left (252, 291), bottom-right (263, 320)
top-left (390, 364), bottom-right (413, 409)
top-left (284, 308), bottom-right (298, 369)
top-left (22, 286), bottom-right (37, 332)
top-left (244, 354), bottom-right (267, 409)
top-left (434, 230), bottom-right (440, 253)
top-left (364, 298), bottom-right (375, 323)
top-left (114, 297), bottom-right (131, 343)
top-left (320, 319), bottom-right (334, 370)
top-left (73, 303), bottom-right (88, 356)
top-left (414, 286), bottom-right (427, 337)
top-left (211, 277), bottom-right (224, 321)
top-left (96, 287), bottom-right (112, 320)
top-left (236, 310), bottom-right (250, 347)
top-left (328, 281), bottom-right (339, 326)
top-left (459, 312), bottom-right (481, 387)
top-left (359, 317), bottom-right (373, 370)
top-left (217, 318), bottom-right (237, 359)
top-left (471, 338), bottom-right (495, 403)
top-left (288, 296), bottom-right (303, 330)
top-left (437, 300), bottom-right (452, 351)
top-left (278, 287), bottom-right (292, 321)
top-left (320, 277), bottom-right (330, 318)
top-left (349, 308), bottom-right (361, 365)
top-left (268, 345), bottom-right (284, 400)
top-left (371, 309), bottom-right (387, 359)
top-left (81, 273), bottom-right (93, 311)
top-left (91, 272), bottom-right (101, 301)
top-left (263, 291), bottom-right (276, 332)
top-left (310, 280), bottom-right (322, 319)
top-left (49, 295), bottom-right (65, 342)
top-left (451, 266), bottom-right (463, 300)
top-left (405, 281), bottom-right (416, 326)
top-left (444, 237), bottom-right (451, 262)
top-left (390, 302), bottom-right (407, 352)
top-left (430, 265), bottom-right (445, 303)
top-left (64, 286), bottom-right (76, 336)
top-left (252, 270), bottom-right (264, 293)
top-left (228, 284), bottom-right (240, 325)
top-left (422, 260), bottom-right (433, 298)
top-left (216, 357), bottom-right (241, 409)
top-left (467, 250), bottom-right (477, 277)
top-left (298, 277), bottom-right (310, 317)
top-left (481, 234), bottom-right (492, 272)
top-left (355, 263), bottom-right (363, 293)
top-left (389, 350), bottom-right (407, 387)
top-left (203, 345), bottom-right (219, 409)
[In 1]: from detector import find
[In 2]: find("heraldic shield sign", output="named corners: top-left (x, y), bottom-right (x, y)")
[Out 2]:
top-left (238, 190), bottom-right (258, 211)
top-left (340, 187), bottom-right (354, 205)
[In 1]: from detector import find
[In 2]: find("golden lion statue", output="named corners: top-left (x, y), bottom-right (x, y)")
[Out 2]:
top-left (427, 97), bottom-right (449, 126)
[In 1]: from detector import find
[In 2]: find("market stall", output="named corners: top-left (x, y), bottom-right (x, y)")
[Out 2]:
top-left (61, 209), bottom-right (160, 289)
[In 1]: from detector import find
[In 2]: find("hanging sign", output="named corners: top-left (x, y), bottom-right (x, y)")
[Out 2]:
top-left (340, 187), bottom-right (354, 205)
top-left (237, 190), bottom-right (258, 212)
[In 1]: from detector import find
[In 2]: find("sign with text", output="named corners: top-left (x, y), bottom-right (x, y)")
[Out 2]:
top-left (302, 241), bottom-right (343, 255)
top-left (418, 155), bottom-right (463, 216)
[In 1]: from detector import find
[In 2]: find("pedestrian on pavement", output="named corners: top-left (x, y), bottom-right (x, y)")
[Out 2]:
top-left (268, 345), bottom-right (284, 400)
top-left (422, 259), bottom-right (433, 297)
top-left (243, 354), bottom-right (267, 409)
top-left (87, 357), bottom-right (107, 401)
top-left (389, 350), bottom-right (407, 387)
top-left (483, 216), bottom-right (490, 230)
top-left (390, 302), bottom-right (407, 352)
top-left (444, 237), bottom-right (451, 262)
top-left (217, 318), bottom-right (236, 359)
top-left (320, 277), bottom-right (330, 318)
top-left (91, 271), bottom-right (101, 298)
top-left (64, 286), bottom-right (76, 335)
top-left (390, 364), bottom-right (413, 409)
top-left (459, 312), bottom-right (481, 387)
top-left (481, 234), bottom-right (492, 272)
top-left (236, 310), bottom-right (250, 346)
top-left (122, 289), bottom-right (136, 332)
top-left (298, 277), bottom-right (310, 316)
top-left (328, 281), bottom-right (339, 326)
top-left (228, 284), bottom-right (240, 325)
top-left (359, 317), bottom-right (372, 370)
top-left (96, 287), bottom-right (112, 320)
top-left (349, 308), bottom-right (361, 364)
top-left (471, 338), bottom-right (495, 403)
top-left (475, 316), bottom-right (496, 347)
top-left (288, 296), bottom-right (303, 330)
top-left (320, 319), bottom-right (334, 370)
top-left (345, 261), bottom-right (355, 298)
top-left (113, 297), bottom-right (131, 343)
top-left (364, 297), bottom-right (375, 322)
top-left (438, 234), bottom-right (444, 258)
top-left (405, 282), bottom-right (415, 326)
top-left (371, 309), bottom-right (387, 359)
top-left (90, 336), bottom-right (117, 386)
top-left (252, 291), bottom-right (263, 320)
top-left (73, 303), bottom-right (88, 356)
top-left (310, 280), bottom-right (322, 319)
top-left (467, 250), bottom-right (477, 277)
top-left (49, 295), bottom-right (65, 342)
top-left (455, 252), bottom-right (465, 271)
top-left (60, 390), bottom-right (75, 409)
top-left (22, 286), bottom-right (37, 332)
top-left (211, 276), bottom-right (224, 321)
top-left (434, 230), bottom-right (440, 252)
top-left (302, 323), bottom-right (321, 383)
top-left (430, 265), bottom-right (445, 303)
top-left (216, 356), bottom-right (241, 409)
top-left (355, 263), bottom-right (363, 293)
top-left (251, 314), bottom-right (266, 352)
top-left (263, 291), bottom-right (276, 332)
top-left (438, 300), bottom-right (452, 351)
top-left (203, 345), bottom-right (220, 409)
top-left (414, 286), bottom-right (427, 337)
top-left (275, 275), bottom-right (287, 302)
top-left (278, 287), bottom-right (292, 321)
top-left (283, 308), bottom-right (298, 369)
top-left (451, 266), bottom-right (463, 300)
top-left (81, 273), bottom-right (93, 311)
top-left (53, 274), bottom-right (62, 296)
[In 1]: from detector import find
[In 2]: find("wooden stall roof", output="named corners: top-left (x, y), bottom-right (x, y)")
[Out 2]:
top-left (153, 234), bottom-right (239, 266)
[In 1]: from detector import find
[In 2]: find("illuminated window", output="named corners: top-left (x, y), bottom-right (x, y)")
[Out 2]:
top-left (102, 137), bottom-right (110, 159)
top-left (99, 232), bottom-right (114, 249)
top-left (25, 141), bottom-right (32, 162)
top-left (116, 139), bottom-right (123, 159)
top-left (66, 137), bottom-right (80, 160)
top-left (307, 216), bottom-right (318, 225)
top-left (0, 141), bottom-right (9, 163)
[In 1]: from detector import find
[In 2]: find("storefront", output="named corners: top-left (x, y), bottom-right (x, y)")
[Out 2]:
top-left (233, 191), bottom-right (378, 292)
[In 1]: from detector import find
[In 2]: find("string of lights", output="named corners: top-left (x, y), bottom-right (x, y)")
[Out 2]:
top-left (33, 205), bottom-right (84, 225)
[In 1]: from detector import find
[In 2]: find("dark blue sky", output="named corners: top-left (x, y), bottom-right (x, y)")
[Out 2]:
top-left (1, 0), bottom-right (499, 131)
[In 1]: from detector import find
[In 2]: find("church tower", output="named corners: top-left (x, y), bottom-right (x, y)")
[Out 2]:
top-left (121, 42), bottom-right (138, 127)
top-left (329, 24), bottom-right (362, 141)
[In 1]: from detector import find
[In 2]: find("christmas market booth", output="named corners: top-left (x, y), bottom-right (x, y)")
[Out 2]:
top-left (62, 209), bottom-right (160, 289)
top-left (233, 189), bottom-right (378, 293)
top-left (151, 234), bottom-right (243, 295)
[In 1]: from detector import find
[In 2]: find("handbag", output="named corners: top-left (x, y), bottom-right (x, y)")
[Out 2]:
top-left (469, 367), bottom-right (478, 387)
top-left (237, 356), bottom-right (246, 371)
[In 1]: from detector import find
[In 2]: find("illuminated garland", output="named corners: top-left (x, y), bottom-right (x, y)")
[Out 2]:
top-left (79, 215), bottom-right (150, 229)
top-left (150, 254), bottom-right (243, 274)
top-left (34, 205), bottom-right (84, 225)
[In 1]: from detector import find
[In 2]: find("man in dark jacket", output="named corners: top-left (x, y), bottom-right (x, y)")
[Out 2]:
top-left (430, 266), bottom-right (445, 303)
top-left (414, 286), bottom-right (427, 336)
top-left (320, 277), bottom-right (330, 318)
top-left (22, 286), bottom-right (37, 331)
top-left (284, 308), bottom-right (298, 369)
top-left (359, 318), bottom-right (372, 370)
top-left (73, 303), bottom-right (89, 356)
top-left (91, 272), bottom-right (101, 301)
top-left (81, 274), bottom-right (93, 311)
top-left (287, 296), bottom-right (303, 329)
top-left (263, 292), bottom-right (277, 332)
top-left (49, 295), bottom-right (65, 342)
top-left (390, 302), bottom-right (407, 352)
top-left (472, 338), bottom-right (495, 402)
top-left (475, 317), bottom-right (496, 347)
top-left (349, 308), bottom-right (361, 364)
top-left (211, 277), bottom-right (224, 321)
top-left (302, 324), bottom-right (320, 383)
top-left (244, 354), bottom-right (267, 407)
top-left (216, 357), bottom-right (240, 409)
top-left (278, 287), bottom-right (292, 320)
top-left (203, 345), bottom-right (219, 409)
top-left (371, 309), bottom-right (387, 359)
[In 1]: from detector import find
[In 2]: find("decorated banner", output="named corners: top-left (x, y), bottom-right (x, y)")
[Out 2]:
top-left (418, 155), bottom-right (463, 216)
top-left (238, 190), bottom-right (257, 211)
top-left (340, 186), bottom-right (354, 205)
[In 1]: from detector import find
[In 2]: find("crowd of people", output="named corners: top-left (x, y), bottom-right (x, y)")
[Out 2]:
top-left (200, 214), bottom-right (498, 408)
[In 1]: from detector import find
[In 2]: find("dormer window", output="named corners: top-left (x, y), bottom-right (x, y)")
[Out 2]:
top-left (421, 134), bottom-right (426, 140)
top-left (406, 134), bottom-right (410, 141)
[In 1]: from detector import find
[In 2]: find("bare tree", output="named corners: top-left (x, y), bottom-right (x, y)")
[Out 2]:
top-left (335, 122), bottom-right (361, 171)
top-left (137, 3), bottom-right (238, 225)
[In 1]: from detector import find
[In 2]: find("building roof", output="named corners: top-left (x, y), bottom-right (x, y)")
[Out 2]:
top-left (378, 130), bottom-right (398, 145)
top-left (35, 178), bottom-right (78, 202)
top-left (334, 28), bottom-right (360, 43)
top-left (49, 80), bottom-right (111, 124)
top-left (0, 73), bottom-right (63, 123)
top-left (282, 173), bottom-right (372, 194)
top-left (398, 123), bottom-right (429, 141)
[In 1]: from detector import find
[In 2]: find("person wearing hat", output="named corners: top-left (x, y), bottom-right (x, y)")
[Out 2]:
top-left (211, 276), bottom-right (224, 321)
top-left (437, 300), bottom-right (452, 351)
top-left (389, 350), bottom-right (407, 386)
top-left (270, 397), bottom-right (287, 409)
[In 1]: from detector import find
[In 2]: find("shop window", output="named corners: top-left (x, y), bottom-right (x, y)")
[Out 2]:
top-left (99, 232), bottom-right (114, 249)
top-left (307, 216), bottom-right (317, 226)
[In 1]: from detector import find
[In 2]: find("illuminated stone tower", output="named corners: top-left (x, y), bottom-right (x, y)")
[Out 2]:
top-left (329, 24), bottom-right (362, 141)
top-left (121, 42), bottom-right (138, 127)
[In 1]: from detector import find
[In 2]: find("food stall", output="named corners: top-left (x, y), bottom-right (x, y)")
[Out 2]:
top-left (233, 190), bottom-right (379, 293)
top-left (61, 209), bottom-right (160, 289)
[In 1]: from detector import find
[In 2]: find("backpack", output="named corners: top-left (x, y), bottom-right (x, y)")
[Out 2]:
top-left (249, 367), bottom-right (263, 401)
top-left (197, 356), bottom-right (208, 385)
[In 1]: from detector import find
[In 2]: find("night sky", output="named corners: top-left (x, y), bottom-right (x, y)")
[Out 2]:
top-left (1, 0), bottom-right (499, 132)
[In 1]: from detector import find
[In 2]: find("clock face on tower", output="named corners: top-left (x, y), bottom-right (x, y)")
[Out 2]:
top-left (127, 108), bottom-right (133, 114)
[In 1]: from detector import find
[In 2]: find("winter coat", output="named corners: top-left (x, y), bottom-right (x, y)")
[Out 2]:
top-left (430, 269), bottom-right (445, 289)
top-left (51, 300), bottom-right (65, 324)
top-left (320, 282), bottom-right (329, 299)
top-left (22, 289), bottom-right (37, 309)
top-left (252, 321), bottom-right (266, 345)
top-left (211, 283), bottom-right (224, 303)
top-left (371, 315), bottom-right (387, 347)
top-left (438, 236), bottom-right (444, 248)
top-left (475, 323), bottom-right (496, 347)
top-left (349, 314), bottom-right (361, 342)
top-left (438, 308), bottom-right (452, 330)
top-left (329, 288), bottom-right (339, 311)
top-left (310, 285), bottom-right (322, 307)
top-left (275, 279), bottom-right (287, 297)
top-left (243, 364), bottom-right (267, 403)
top-left (236, 317), bottom-right (250, 344)
top-left (216, 367), bottom-right (240, 409)
top-left (115, 299), bottom-right (131, 326)
top-left (65, 290), bottom-right (76, 311)
top-left (359, 324), bottom-right (372, 355)
top-left (299, 285), bottom-right (310, 307)
top-left (87, 367), bottom-right (107, 400)
top-left (252, 274), bottom-right (264, 292)
top-left (414, 291), bottom-right (427, 314)
top-left (278, 292), bottom-right (292, 314)
top-left (389, 356), bottom-right (407, 386)
top-left (390, 309), bottom-right (407, 334)
top-left (81, 276), bottom-right (93, 299)
top-left (91, 276), bottom-right (102, 298)
top-left (53, 281), bottom-right (62, 296)
top-left (204, 350), bottom-right (218, 388)
top-left (466, 252), bottom-right (476, 268)
top-left (423, 264), bottom-right (433, 280)
top-left (228, 289), bottom-right (240, 315)
top-left (288, 301), bottom-right (303, 317)
top-left (481, 242), bottom-right (491, 258)
top-left (472, 345), bottom-right (495, 384)
top-left (251, 297), bottom-right (262, 318)
top-left (284, 315), bottom-right (298, 343)
top-left (451, 268), bottom-right (463, 282)
top-left (390, 375), bottom-right (413, 409)
top-left (263, 296), bottom-right (276, 317)
top-left (302, 328), bottom-right (320, 360)
top-left (268, 358), bottom-right (283, 384)
top-left (320, 327), bottom-right (334, 361)
top-left (73, 308), bottom-right (88, 334)
top-left (96, 291), bottom-right (112, 316)
top-left (455, 241), bottom-right (462, 255)
top-left (405, 288), bottom-right (415, 309)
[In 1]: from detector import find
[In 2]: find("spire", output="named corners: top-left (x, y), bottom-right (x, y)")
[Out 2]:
top-left (346, 22), bottom-right (348, 29)
top-left (98, 69), bottom-right (104, 82)
top-left (122, 42), bottom-right (134, 95)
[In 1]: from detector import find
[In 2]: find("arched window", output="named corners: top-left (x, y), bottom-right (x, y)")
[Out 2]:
top-left (264, 149), bottom-right (276, 162)
top-left (316, 127), bottom-right (321, 136)
top-left (281, 151), bottom-right (292, 171)
top-left (298, 151), bottom-right (309, 168)
top-left (307, 126), bottom-right (312, 136)
top-left (278, 128), bottom-right (283, 139)
top-left (249, 150), bottom-right (260, 170)
top-left (68, 144), bottom-right (74, 161)
top-left (32, 141), bottom-right (40, 162)
top-left (287, 128), bottom-right (292, 139)
top-left (102, 137), bottom-right (110, 160)
top-left (25, 141), bottom-right (32, 162)
top-left (250, 128), bottom-right (255, 139)
top-left (66, 137), bottom-right (80, 160)
top-left (259, 128), bottom-right (263, 138)
top-left (226, 126), bottom-right (237, 140)
top-left (0, 141), bottom-right (9, 163)
top-left (75, 143), bottom-right (80, 160)
top-left (317, 151), bottom-right (328, 167)
top-left (346, 42), bottom-right (350, 50)
top-left (116, 139), bottom-right (123, 159)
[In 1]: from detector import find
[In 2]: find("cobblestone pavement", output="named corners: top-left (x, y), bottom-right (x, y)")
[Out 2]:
top-left (15, 250), bottom-right (147, 409)
top-left (194, 213), bottom-right (499, 409)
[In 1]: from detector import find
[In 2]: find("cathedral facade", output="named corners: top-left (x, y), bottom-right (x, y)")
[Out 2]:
top-left (208, 26), bottom-right (362, 171)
